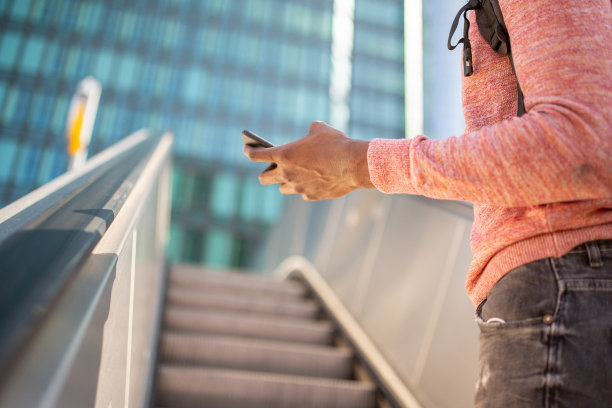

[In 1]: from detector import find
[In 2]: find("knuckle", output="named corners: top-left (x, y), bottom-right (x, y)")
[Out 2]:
top-left (279, 184), bottom-right (291, 195)
top-left (309, 120), bottom-right (325, 132)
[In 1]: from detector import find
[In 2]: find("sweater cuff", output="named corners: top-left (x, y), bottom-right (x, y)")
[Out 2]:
top-left (367, 138), bottom-right (415, 194)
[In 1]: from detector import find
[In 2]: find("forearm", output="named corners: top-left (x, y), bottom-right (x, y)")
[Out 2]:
top-left (369, 107), bottom-right (612, 206)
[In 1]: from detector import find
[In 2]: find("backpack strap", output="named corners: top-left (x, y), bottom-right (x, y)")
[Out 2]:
top-left (476, 0), bottom-right (509, 54)
top-left (448, 0), bottom-right (526, 116)
top-left (447, 0), bottom-right (481, 77)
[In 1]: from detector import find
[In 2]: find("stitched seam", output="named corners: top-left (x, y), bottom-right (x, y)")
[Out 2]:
top-left (545, 257), bottom-right (564, 408)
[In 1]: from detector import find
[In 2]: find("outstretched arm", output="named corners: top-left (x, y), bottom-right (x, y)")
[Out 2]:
top-left (368, 0), bottom-right (612, 206)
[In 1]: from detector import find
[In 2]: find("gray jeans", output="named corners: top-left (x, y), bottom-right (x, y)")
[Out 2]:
top-left (474, 240), bottom-right (612, 407)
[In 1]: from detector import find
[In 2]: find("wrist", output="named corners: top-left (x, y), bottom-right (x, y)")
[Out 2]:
top-left (347, 140), bottom-right (374, 189)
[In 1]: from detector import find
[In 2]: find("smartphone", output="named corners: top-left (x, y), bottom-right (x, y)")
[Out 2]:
top-left (242, 130), bottom-right (275, 148)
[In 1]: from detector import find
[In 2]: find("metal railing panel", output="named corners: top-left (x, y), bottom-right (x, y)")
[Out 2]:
top-left (276, 256), bottom-right (422, 408)
top-left (0, 133), bottom-right (172, 408)
top-left (265, 192), bottom-right (479, 408)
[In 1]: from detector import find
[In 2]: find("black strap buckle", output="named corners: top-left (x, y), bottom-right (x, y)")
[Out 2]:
top-left (448, 0), bottom-right (481, 77)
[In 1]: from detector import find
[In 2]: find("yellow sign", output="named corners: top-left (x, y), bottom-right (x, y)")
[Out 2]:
top-left (67, 100), bottom-right (85, 156)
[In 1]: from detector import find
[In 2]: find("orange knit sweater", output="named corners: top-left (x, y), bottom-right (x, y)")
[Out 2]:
top-left (367, 0), bottom-right (612, 307)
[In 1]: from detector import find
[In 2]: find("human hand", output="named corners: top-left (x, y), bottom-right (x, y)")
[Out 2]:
top-left (243, 121), bottom-right (373, 201)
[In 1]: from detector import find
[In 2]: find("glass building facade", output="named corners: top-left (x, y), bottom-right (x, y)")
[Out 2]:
top-left (0, 0), bottom-right (405, 268)
top-left (351, 0), bottom-right (404, 141)
top-left (422, 0), bottom-right (465, 140)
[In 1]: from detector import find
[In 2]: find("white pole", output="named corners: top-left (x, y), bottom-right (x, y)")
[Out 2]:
top-left (329, 0), bottom-right (355, 133)
top-left (404, 0), bottom-right (423, 138)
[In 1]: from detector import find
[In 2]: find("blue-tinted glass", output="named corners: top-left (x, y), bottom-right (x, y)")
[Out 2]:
top-left (88, 3), bottom-right (103, 32)
top-left (29, 0), bottom-right (47, 23)
top-left (0, 32), bottom-right (21, 70)
top-left (210, 171), bottom-right (238, 219)
top-left (0, 138), bottom-right (17, 183)
top-left (14, 144), bottom-right (41, 186)
top-left (239, 179), bottom-right (261, 222)
top-left (166, 224), bottom-right (184, 262)
top-left (116, 53), bottom-right (139, 91)
top-left (20, 36), bottom-right (45, 74)
top-left (63, 46), bottom-right (81, 80)
top-left (0, 0), bottom-right (11, 16)
top-left (40, 42), bottom-right (61, 75)
top-left (76, 2), bottom-right (102, 34)
top-left (2, 88), bottom-right (18, 123)
top-left (162, 19), bottom-right (178, 50)
top-left (37, 148), bottom-right (56, 185)
top-left (356, 0), bottom-right (402, 26)
top-left (50, 97), bottom-right (69, 134)
top-left (153, 63), bottom-right (169, 95)
top-left (29, 92), bottom-right (53, 129)
top-left (10, 186), bottom-right (30, 203)
top-left (51, 1), bottom-right (70, 28)
top-left (97, 105), bottom-right (115, 138)
top-left (10, 0), bottom-right (32, 20)
top-left (183, 67), bottom-right (204, 104)
top-left (50, 148), bottom-right (67, 180)
top-left (204, 228), bottom-right (234, 267)
top-left (0, 82), bottom-right (6, 113)
top-left (119, 11), bottom-right (136, 41)
top-left (91, 48), bottom-right (115, 84)
top-left (260, 187), bottom-right (283, 224)
top-left (1, 87), bottom-right (29, 125)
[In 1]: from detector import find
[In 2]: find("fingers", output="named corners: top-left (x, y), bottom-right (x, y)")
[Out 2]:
top-left (279, 183), bottom-right (295, 195)
top-left (259, 164), bottom-right (284, 185)
top-left (243, 144), bottom-right (279, 163)
top-left (309, 120), bottom-right (328, 134)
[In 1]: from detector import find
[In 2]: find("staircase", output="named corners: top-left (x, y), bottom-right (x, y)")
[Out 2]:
top-left (154, 265), bottom-right (378, 408)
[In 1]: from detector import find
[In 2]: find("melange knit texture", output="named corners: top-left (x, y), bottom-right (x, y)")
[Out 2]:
top-left (367, 0), bottom-right (612, 307)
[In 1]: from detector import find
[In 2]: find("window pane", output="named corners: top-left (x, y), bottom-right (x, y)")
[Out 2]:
top-left (210, 171), bottom-right (238, 219)
top-left (0, 32), bottom-right (22, 70)
top-left (14, 143), bottom-right (41, 186)
top-left (0, 138), bottom-right (18, 183)
top-left (20, 36), bottom-right (46, 74)
top-left (10, 0), bottom-right (33, 20)
top-left (204, 228), bottom-right (234, 267)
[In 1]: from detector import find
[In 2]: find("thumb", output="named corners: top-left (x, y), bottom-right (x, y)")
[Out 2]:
top-left (243, 144), bottom-right (280, 163)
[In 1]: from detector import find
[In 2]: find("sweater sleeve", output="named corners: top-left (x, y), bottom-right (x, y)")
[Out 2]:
top-left (367, 0), bottom-right (612, 207)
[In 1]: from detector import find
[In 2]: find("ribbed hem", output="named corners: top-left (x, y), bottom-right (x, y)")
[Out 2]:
top-left (467, 223), bottom-right (612, 307)
top-left (366, 138), bottom-right (414, 194)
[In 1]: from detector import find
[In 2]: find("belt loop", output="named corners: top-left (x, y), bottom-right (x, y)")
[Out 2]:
top-left (585, 241), bottom-right (604, 268)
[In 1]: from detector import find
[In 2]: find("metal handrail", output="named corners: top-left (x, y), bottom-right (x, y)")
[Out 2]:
top-left (275, 255), bottom-right (423, 408)
top-left (0, 131), bottom-right (172, 408)
top-left (0, 130), bottom-right (162, 372)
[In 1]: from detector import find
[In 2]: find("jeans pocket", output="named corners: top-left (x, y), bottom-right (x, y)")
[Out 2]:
top-left (475, 298), bottom-right (546, 334)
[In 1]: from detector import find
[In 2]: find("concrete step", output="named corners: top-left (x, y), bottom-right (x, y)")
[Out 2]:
top-left (163, 307), bottom-right (334, 345)
top-left (161, 332), bottom-right (353, 379)
top-left (156, 365), bottom-right (376, 408)
top-left (166, 286), bottom-right (319, 319)
top-left (169, 266), bottom-right (306, 299)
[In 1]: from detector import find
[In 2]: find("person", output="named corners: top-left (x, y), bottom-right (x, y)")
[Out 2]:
top-left (244, 0), bottom-right (612, 406)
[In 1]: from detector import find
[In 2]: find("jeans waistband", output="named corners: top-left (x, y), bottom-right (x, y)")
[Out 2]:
top-left (568, 239), bottom-right (612, 253)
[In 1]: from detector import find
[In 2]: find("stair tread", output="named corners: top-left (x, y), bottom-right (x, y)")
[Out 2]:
top-left (170, 266), bottom-right (306, 298)
top-left (160, 332), bottom-right (352, 379)
top-left (166, 287), bottom-right (319, 318)
top-left (156, 365), bottom-right (376, 408)
top-left (164, 307), bottom-right (334, 345)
